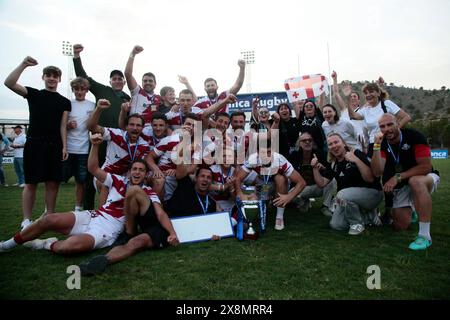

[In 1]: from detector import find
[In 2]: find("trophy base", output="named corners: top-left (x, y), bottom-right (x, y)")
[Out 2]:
top-left (244, 231), bottom-right (259, 240)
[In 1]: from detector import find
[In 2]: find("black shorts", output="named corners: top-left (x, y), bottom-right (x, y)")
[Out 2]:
top-left (24, 138), bottom-right (63, 184)
top-left (136, 203), bottom-right (169, 249)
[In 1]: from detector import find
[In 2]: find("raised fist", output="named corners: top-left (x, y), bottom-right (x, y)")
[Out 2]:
top-left (22, 56), bottom-right (38, 67)
top-left (73, 44), bottom-right (84, 56)
top-left (132, 45), bottom-right (144, 55)
top-left (238, 59), bottom-right (246, 68)
top-left (225, 93), bottom-right (237, 104)
top-left (89, 132), bottom-right (103, 144)
top-left (331, 70), bottom-right (337, 81)
top-left (96, 99), bottom-right (111, 109)
top-left (178, 75), bottom-right (189, 85)
top-left (121, 102), bottom-right (131, 113)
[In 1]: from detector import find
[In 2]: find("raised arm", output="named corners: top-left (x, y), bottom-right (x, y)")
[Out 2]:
top-left (202, 94), bottom-right (237, 119)
top-left (118, 102), bottom-right (131, 130)
top-left (229, 59), bottom-right (246, 95)
top-left (4, 56), bottom-right (38, 97)
top-left (348, 102), bottom-right (364, 120)
top-left (72, 44), bottom-right (88, 78)
top-left (370, 132), bottom-right (386, 177)
top-left (87, 99), bottom-right (110, 132)
top-left (331, 71), bottom-right (347, 113)
top-left (87, 133), bottom-right (107, 183)
top-left (178, 75), bottom-right (198, 101)
top-left (395, 109), bottom-right (411, 129)
top-left (311, 154), bottom-right (330, 188)
top-left (251, 96), bottom-right (260, 124)
top-left (125, 45), bottom-right (143, 92)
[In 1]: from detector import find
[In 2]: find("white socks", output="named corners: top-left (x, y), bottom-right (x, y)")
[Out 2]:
top-left (276, 207), bottom-right (285, 220)
top-left (418, 222), bottom-right (431, 241)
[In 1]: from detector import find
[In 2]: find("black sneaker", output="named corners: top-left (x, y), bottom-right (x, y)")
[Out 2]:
top-left (79, 255), bottom-right (109, 276)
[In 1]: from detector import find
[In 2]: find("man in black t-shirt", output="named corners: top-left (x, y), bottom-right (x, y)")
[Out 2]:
top-left (166, 166), bottom-right (217, 217)
top-left (313, 133), bottom-right (382, 235)
top-left (5, 56), bottom-right (71, 230)
top-left (371, 114), bottom-right (440, 250)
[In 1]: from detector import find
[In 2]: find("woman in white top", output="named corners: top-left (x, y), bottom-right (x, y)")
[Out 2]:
top-left (348, 82), bottom-right (411, 157)
top-left (322, 104), bottom-right (361, 151)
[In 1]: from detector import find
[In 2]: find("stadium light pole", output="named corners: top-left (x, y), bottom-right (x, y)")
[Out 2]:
top-left (241, 50), bottom-right (255, 93)
top-left (62, 41), bottom-right (74, 98)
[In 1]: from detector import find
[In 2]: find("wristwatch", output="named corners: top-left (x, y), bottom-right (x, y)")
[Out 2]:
top-left (395, 173), bottom-right (402, 183)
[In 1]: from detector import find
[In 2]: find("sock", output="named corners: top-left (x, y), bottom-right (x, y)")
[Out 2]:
top-left (2, 237), bottom-right (19, 250)
top-left (44, 239), bottom-right (58, 251)
top-left (13, 232), bottom-right (25, 244)
top-left (276, 207), bottom-right (285, 220)
top-left (418, 222), bottom-right (431, 241)
top-left (21, 219), bottom-right (32, 229)
top-left (49, 242), bottom-right (56, 252)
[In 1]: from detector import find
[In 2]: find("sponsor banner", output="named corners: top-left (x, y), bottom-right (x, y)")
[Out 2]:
top-left (431, 149), bottom-right (448, 159)
top-left (199, 92), bottom-right (289, 112)
top-left (2, 157), bottom-right (13, 164)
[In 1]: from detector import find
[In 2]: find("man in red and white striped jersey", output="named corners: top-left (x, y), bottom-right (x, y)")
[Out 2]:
top-left (194, 59), bottom-right (246, 116)
top-left (1, 133), bottom-right (174, 255)
top-left (87, 99), bottom-right (150, 205)
top-left (235, 139), bottom-right (306, 231)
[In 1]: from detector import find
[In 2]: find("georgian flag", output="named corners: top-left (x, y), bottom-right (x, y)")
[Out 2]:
top-left (284, 74), bottom-right (329, 102)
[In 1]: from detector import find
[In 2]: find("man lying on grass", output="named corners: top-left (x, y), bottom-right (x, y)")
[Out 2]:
top-left (0, 133), bottom-right (178, 255)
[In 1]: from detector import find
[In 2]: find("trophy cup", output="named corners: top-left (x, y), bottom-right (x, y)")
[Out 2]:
top-left (236, 197), bottom-right (260, 240)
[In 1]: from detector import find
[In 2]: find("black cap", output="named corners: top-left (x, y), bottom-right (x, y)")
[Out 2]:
top-left (110, 70), bottom-right (124, 78)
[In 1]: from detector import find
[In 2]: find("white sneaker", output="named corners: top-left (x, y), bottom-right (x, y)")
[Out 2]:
top-left (348, 224), bottom-right (365, 235)
top-left (20, 219), bottom-right (33, 231)
top-left (274, 218), bottom-right (285, 231)
top-left (0, 241), bottom-right (11, 253)
top-left (19, 183), bottom-right (25, 188)
top-left (25, 237), bottom-right (58, 250)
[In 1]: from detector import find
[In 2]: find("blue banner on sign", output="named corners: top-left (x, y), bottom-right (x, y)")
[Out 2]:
top-left (229, 92), bottom-right (289, 112)
top-left (431, 149), bottom-right (448, 159)
top-left (198, 92), bottom-right (290, 112)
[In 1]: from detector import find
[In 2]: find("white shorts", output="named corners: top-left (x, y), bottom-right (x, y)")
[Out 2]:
top-left (217, 199), bottom-right (234, 212)
top-left (393, 173), bottom-right (440, 209)
top-left (69, 210), bottom-right (124, 249)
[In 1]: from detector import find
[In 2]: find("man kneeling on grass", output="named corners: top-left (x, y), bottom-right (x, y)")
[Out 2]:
top-left (0, 134), bottom-right (178, 256)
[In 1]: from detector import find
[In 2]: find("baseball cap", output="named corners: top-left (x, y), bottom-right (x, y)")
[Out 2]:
top-left (110, 70), bottom-right (124, 78)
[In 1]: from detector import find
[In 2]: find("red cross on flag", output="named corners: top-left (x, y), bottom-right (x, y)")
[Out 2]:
top-left (284, 74), bottom-right (329, 103)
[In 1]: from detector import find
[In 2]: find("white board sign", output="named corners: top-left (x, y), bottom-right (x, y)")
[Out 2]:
top-left (171, 212), bottom-right (234, 244)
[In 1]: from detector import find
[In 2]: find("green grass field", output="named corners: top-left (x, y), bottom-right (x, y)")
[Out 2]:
top-left (0, 160), bottom-right (449, 300)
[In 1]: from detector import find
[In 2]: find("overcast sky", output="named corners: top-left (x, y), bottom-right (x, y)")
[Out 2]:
top-left (1, 0), bottom-right (449, 119)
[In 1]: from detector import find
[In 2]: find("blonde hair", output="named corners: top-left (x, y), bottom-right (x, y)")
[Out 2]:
top-left (326, 133), bottom-right (351, 163)
top-left (70, 77), bottom-right (90, 89)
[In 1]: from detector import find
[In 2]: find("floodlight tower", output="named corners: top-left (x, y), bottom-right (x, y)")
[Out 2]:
top-left (241, 50), bottom-right (255, 93)
top-left (62, 41), bottom-right (74, 98)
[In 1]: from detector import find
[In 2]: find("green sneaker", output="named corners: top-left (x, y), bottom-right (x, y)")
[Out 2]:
top-left (411, 210), bottom-right (418, 223)
top-left (408, 236), bottom-right (432, 250)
